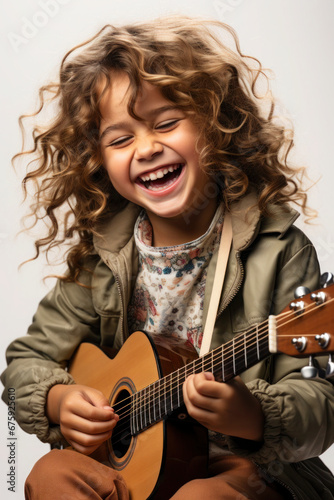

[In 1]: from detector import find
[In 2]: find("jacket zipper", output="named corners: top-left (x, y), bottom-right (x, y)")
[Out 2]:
top-left (105, 258), bottom-right (127, 345)
top-left (215, 207), bottom-right (265, 319)
top-left (217, 250), bottom-right (245, 318)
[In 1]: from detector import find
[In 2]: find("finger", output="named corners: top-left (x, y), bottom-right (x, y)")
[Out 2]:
top-left (71, 428), bottom-right (113, 446)
top-left (186, 373), bottom-right (221, 400)
top-left (65, 427), bottom-right (114, 451)
top-left (184, 396), bottom-right (216, 425)
top-left (81, 389), bottom-right (112, 410)
top-left (63, 413), bottom-right (118, 435)
top-left (66, 395), bottom-right (118, 422)
top-left (183, 377), bottom-right (212, 413)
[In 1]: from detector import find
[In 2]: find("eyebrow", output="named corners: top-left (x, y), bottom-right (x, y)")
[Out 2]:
top-left (99, 105), bottom-right (179, 141)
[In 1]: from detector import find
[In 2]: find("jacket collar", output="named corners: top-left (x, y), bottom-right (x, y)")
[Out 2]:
top-left (229, 191), bottom-right (299, 252)
top-left (93, 203), bottom-right (140, 260)
top-left (93, 192), bottom-right (299, 260)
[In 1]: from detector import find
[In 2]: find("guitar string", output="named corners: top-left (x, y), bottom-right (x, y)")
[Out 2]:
top-left (111, 299), bottom-right (333, 447)
top-left (113, 299), bottom-right (333, 444)
top-left (112, 323), bottom-right (269, 418)
top-left (110, 297), bottom-right (333, 436)
top-left (111, 297), bottom-right (332, 429)
top-left (110, 332), bottom-right (269, 441)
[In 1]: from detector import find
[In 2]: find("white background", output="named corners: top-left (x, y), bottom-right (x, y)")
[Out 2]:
top-left (1, 0), bottom-right (333, 498)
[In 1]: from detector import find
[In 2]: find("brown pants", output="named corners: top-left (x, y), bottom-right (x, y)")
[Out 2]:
top-left (25, 449), bottom-right (288, 500)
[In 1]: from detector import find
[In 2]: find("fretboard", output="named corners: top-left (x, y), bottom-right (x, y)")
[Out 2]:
top-left (125, 322), bottom-right (271, 436)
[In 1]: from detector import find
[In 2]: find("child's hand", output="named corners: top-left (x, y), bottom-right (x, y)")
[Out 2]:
top-left (46, 384), bottom-right (119, 455)
top-left (183, 373), bottom-right (264, 442)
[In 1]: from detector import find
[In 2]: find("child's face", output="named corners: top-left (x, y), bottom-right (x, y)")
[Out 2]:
top-left (99, 72), bottom-right (216, 227)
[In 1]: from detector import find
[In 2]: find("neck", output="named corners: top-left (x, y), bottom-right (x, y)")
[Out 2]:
top-left (112, 323), bottom-right (271, 437)
top-left (147, 198), bottom-right (219, 247)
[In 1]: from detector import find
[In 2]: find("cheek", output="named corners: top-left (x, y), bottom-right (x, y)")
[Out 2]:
top-left (176, 130), bottom-right (201, 162)
top-left (103, 153), bottom-right (126, 184)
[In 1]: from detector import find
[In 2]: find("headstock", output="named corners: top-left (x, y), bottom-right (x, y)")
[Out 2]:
top-left (276, 274), bottom-right (334, 379)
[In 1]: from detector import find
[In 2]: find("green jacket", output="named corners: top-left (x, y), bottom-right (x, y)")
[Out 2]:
top-left (2, 192), bottom-right (334, 499)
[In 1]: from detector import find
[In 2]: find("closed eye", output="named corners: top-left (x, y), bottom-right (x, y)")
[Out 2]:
top-left (106, 119), bottom-right (180, 147)
top-left (156, 119), bottom-right (180, 130)
top-left (108, 136), bottom-right (133, 147)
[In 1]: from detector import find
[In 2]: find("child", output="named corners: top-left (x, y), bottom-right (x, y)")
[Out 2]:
top-left (2, 15), bottom-right (334, 500)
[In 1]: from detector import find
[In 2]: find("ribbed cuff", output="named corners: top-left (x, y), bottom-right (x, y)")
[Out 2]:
top-left (225, 379), bottom-right (283, 463)
top-left (28, 370), bottom-right (75, 444)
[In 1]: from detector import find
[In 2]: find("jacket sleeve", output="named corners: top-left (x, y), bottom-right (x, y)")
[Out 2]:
top-left (1, 268), bottom-right (101, 444)
top-left (226, 233), bottom-right (334, 463)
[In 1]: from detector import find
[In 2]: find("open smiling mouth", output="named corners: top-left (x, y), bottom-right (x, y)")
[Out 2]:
top-left (136, 164), bottom-right (184, 192)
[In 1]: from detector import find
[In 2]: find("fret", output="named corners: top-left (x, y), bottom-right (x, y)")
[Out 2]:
top-left (177, 369), bottom-right (180, 408)
top-left (132, 392), bottom-right (136, 434)
top-left (163, 377), bottom-right (167, 416)
top-left (143, 387), bottom-right (148, 429)
top-left (178, 367), bottom-right (185, 407)
top-left (140, 388), bottom-right (144, 429)
top-left (244, 332), bottom-right (248, 368)
top-left (152, 382), bottom-right (157, 422)
top-left (139, 389), bottom-right (143, 431)
top-left (179, 374), bottom-right (184, 407)
top-left (130, 394), bottom-right (134, 436)
top-left (170, 373), bottom-right (175, 413)
top-left (165, 373), bottom-right (172, 415)
top-left (147, 384), bottom-right (151, 425)
top-left (154, 379), bottom-right (161, 421)
top-left (135, 392), bottom-right (140, 434)
top-left (157, 379), bottom-right (162, 420)
top-left (171, 372), bottom-right (179, 413)
top-left (232, 337), bottom-right (236, 375)
top-left (256, 325), bottom-right (260, 360)
top-left (221, 344), bottom-right (225, 381)
top-left (211, 350), bottom-right (214, 373)
top-left (169, 373), bottom-right (174, 412)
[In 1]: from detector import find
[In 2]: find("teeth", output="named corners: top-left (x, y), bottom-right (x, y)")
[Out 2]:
top-left (139, 164), bottom-right (180, 183)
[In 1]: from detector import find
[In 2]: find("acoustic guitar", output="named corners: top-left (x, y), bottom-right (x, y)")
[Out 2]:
top-left (69, 283), bottom-right (334, 500)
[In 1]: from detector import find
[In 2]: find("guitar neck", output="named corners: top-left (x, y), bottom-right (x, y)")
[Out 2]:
top-left (129, 322), bottom-right (271, 435)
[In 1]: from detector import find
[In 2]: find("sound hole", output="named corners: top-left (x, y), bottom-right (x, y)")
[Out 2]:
top-left (111, 388), bottom-right (132, 459)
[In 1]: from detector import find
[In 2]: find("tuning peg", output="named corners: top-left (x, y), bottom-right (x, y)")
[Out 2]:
top-left (320, 272), bottom-right (334, 288)
top-left (315, 333), bottom-right (330, 349)
top-left (294, 286), bottom-right (310, 299)
top-left (326, 354), bottom-right (334, 379)
top-left (301, 356), bottom-right (326, 379)
top-left (301, 356), bottom-right (318, 379)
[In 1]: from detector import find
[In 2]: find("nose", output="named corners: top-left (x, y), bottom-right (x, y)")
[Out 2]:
top-left (134, 134), bottom-right (163, 161)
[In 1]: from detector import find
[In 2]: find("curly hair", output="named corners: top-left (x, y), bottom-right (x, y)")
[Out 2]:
top-left (16, 15), bottom-right (310, 283)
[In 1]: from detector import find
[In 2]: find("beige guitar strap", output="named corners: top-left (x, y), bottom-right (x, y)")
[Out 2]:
top-left (199, 212), bottom-right (233, 357)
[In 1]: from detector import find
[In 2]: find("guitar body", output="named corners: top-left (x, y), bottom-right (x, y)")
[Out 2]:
top-left (69, 282), bottom-right (334, 499)
top-left (69, 331), bottom-right (208, 500)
